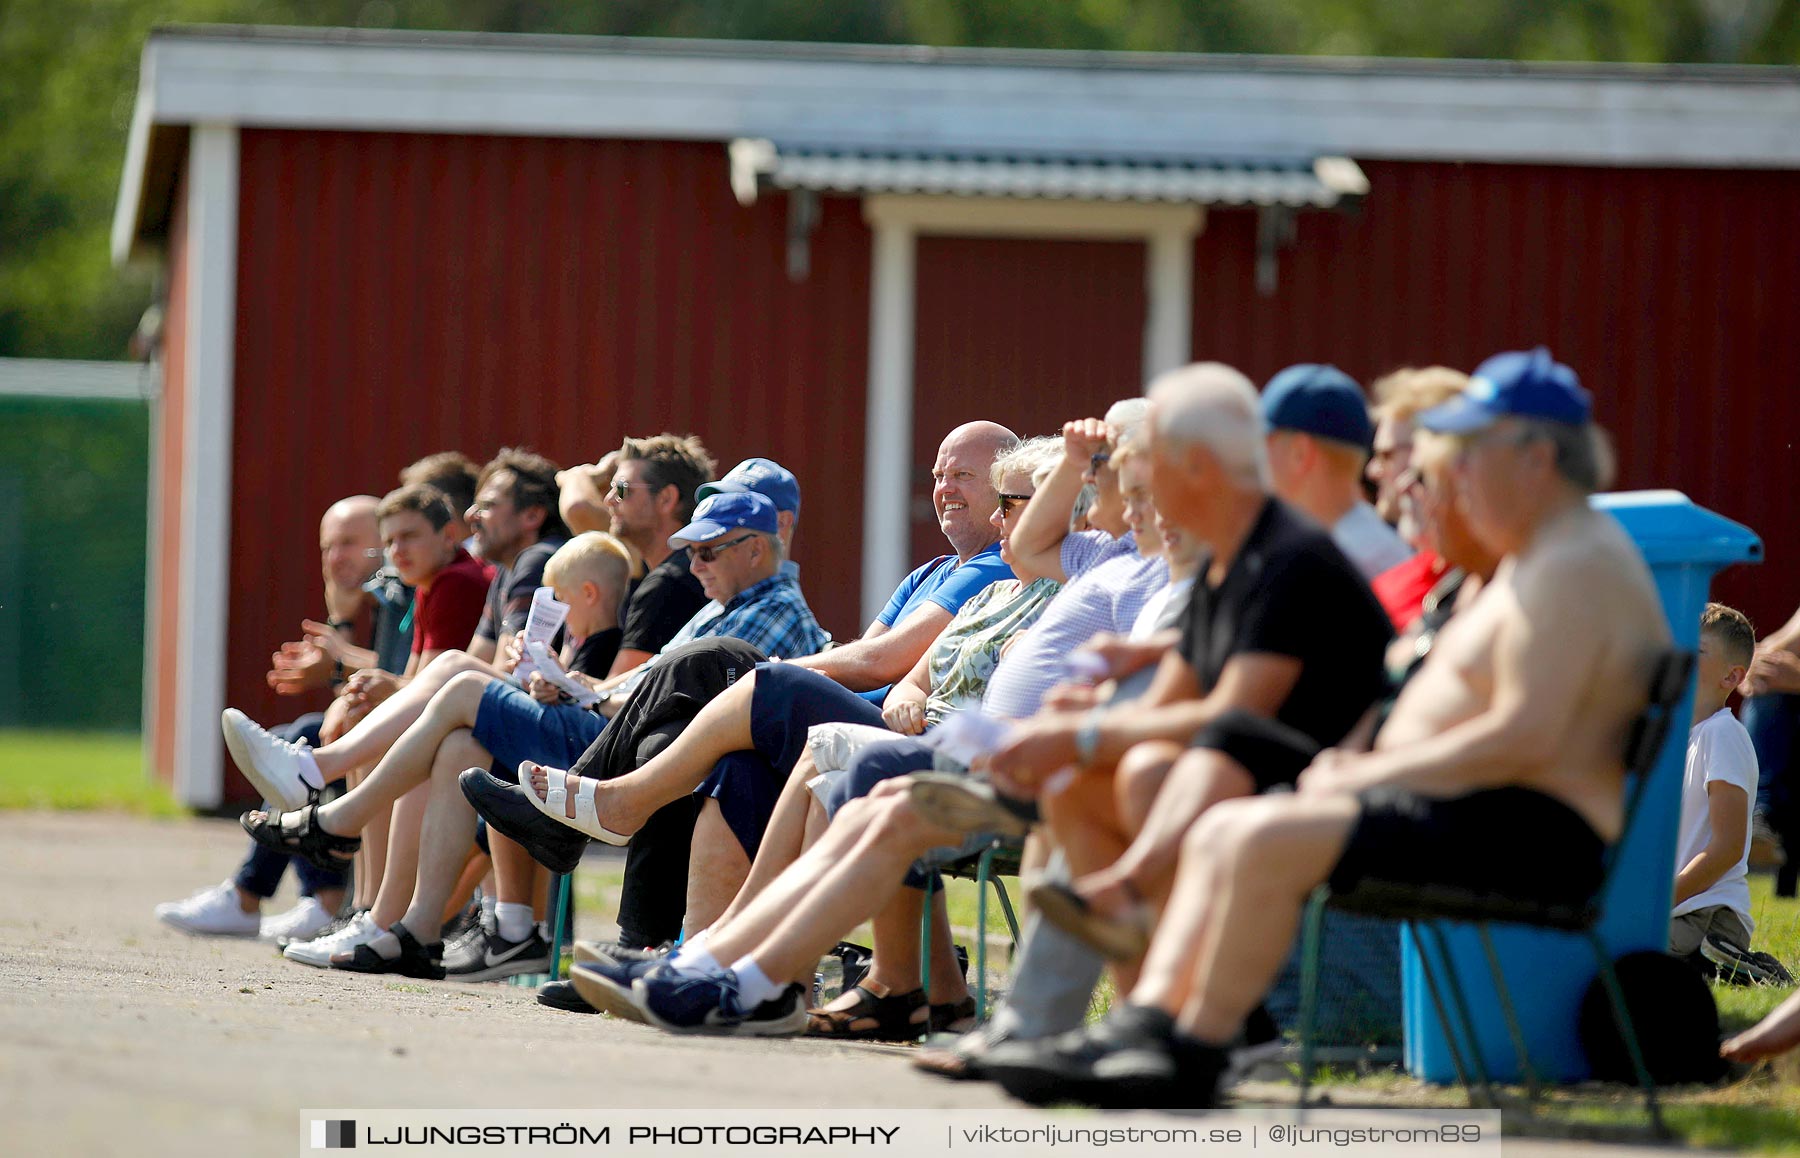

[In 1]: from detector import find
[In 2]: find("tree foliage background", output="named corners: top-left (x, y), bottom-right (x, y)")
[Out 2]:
top-left (3, 0), bottom-right (1798, 360)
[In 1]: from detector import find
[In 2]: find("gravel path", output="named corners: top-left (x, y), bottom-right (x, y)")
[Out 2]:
top-left (2, 811), bottom-right (1697, 1157)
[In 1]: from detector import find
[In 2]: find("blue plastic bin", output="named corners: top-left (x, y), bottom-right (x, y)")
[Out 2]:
top-left (1406, 490), bottom-right (1762, 1083)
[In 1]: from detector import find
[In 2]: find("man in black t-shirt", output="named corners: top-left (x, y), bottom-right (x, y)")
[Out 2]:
top-left (599, 434), bottom-right (716, 674)
top-left (983, 362), bottom-right (1392, 970)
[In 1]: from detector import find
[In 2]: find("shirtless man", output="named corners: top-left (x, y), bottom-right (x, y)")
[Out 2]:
top-left (983, 346), bottom-right (1672, 1109)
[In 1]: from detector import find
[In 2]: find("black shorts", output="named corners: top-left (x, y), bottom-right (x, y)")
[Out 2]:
top-left (1327, 786), bottom-right (1607, 907)
top-left (1189, 709), bottom-right (1320, 792)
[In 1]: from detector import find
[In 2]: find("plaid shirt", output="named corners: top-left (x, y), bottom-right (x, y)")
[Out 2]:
top-left (615, 569), bottom-right (830, 696)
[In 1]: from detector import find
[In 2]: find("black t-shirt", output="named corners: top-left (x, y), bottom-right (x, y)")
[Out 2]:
top-left (568, 627), bottom-right (623, 679)
top-left (1178, 498), bottom-right (1394, 748)
top-left (620, 548), bottom-right (708, 656)
top-left (477, 539), bottom-right (563, 641)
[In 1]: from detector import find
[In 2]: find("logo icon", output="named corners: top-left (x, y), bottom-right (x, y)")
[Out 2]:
top-left (311, 1120), bottom-right (356, 1149)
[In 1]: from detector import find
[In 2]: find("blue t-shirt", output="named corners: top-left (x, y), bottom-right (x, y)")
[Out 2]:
top-left (859, 542), bottom-right (1015, 704)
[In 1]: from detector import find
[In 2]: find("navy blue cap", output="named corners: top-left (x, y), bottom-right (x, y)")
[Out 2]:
top-left (1261, 364), bottom-right (1374, 449)
top-left (669, 491), bottom-right (779, 549)
top-left (1417, 347), bottom-right (1592, 433)
top-left (696, 457), bottom-right (801, 516)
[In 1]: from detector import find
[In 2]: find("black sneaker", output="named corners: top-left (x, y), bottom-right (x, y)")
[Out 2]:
top-left (985, 1004), bottom-right (1223, 1109)
top-left (537, 979), bottom-right (598, 1015)
top-left (444, 926), bottom-right (552, 983)
top-left (330, 921), bottom-right (446, 980)
top-left (1701, 936), bottom-right (1795, 986)
top-left (439, 900), bottom-right (484, 946)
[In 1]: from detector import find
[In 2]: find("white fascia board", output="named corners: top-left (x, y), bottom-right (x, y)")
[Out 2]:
top-left (111, 58), bottom-right (158, 266)
top-left (133, 35), bottom-right (1800, 171)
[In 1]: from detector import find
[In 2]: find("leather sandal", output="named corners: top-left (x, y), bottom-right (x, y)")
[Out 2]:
top-left (239, 802), bottom-right (360, 872)
top-left (929, 995), bottom-right (979, 1035)
top-left (1027, 878), bottom-right (1152, 961)
top-left (805, 981), bottom-right (928, 1041)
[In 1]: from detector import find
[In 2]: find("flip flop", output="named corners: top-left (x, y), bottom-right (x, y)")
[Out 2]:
top-left (517, 761), bottom-right (630, 847)
top-left (1027, 878), bottom-right (1152, 962)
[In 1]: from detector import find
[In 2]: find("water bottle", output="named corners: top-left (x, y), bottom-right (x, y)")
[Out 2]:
top-left (812, 952), bottom-right (845, 1007)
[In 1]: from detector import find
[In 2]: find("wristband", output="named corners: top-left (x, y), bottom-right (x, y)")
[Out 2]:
top-left (1074, 707), bottom-right (1107, 768)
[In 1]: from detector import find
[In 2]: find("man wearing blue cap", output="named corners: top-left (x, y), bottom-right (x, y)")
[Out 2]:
top-left (697, 458), bottom-right (802, 558)
top-left (1016, 348), bottom-right (1673, 1110)
top-left (1261, 364), bottom-right (1411, 581)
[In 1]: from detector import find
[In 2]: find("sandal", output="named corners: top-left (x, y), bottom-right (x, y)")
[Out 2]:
top-left (518, 761), bottom-right (629, 846)
top-left (1027, 878), bottom-right (1152, 961)
top-left (805, 981), bottom-right (927, 1041)
top-left (240, 802), bottom-right (360, 872)
top-left (929, 995), bottom-right (979, 1035)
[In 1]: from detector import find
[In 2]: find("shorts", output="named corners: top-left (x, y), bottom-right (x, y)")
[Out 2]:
top-left (1328, 786), bottom-right (1607, 907)
top-left (1669, 905), bottom-right (1752, 958)
top-left (470, 680), bottom-right (607, 775)
top-left (696, 751), bottom-right (784, 861)
top-left (1190, 708), bottom-right (1320, 792)
top-left (747, 662), bottom-right (888, 774)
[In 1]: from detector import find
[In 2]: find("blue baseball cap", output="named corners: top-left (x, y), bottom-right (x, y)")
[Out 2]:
top-left (669, 491), bottom-right (780, 549)
top-left (1261, 364), bottom-right (1374, 450)
top-left (696, 457), bottom-right (801, 516)
top-left (1417, 347), bottom-right (1592, 433)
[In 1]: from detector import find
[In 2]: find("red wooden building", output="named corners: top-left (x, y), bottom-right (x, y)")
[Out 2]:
top-left (113, 26), bottom-right (1800, 805)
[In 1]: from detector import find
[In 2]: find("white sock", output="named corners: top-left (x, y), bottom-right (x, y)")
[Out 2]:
top-left (294, 747), bottom-right (324, 791)
top-left (479, 895), bottom-right (498, 932)
top-left (495, 902), bottom-right (533, 943)
top-left (671, 945), bottom-right (722, 975)
top-left (729, 956), bottom-right (782, 1008)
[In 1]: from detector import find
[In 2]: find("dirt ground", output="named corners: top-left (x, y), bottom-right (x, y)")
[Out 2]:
top-left (1, 811), bottom-right (1701, 1157)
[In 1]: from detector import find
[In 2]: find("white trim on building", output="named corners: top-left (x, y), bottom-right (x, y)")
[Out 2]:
top-left (111, 26), bottom-right (1800, 261)
top-left (171, 124), bottom-right (239, 809)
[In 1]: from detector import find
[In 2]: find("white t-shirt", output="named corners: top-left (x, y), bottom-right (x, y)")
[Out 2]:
top-left (1332, 501), bottom-right (1413, 581)
top-left (1671, 707), bottom-right (1759, 925)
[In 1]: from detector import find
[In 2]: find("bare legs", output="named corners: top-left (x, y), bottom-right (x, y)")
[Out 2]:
top-left (395, 728), bottom-right (490, 938)
top-left (305, 651), bottom-right (499, 781)
top-left (686, 802), bottom-right (751, 934)
top-left (1129, 793), bottom-right (1357, 1043)
top-left (700, 780), bottom-right (971, 991)
top-left (310, 670), bottom-right (493, 836)
top-left (527, 672), bottom-right (761, 836)
top-left (1722, 989), bottom-right (1800, 1063)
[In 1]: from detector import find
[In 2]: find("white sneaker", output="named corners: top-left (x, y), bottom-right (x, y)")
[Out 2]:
top-left (259, 896), bottom-right (336, 944)
top-left (284, 911), bottom-right (379, 968)
top-left (221, 708), bottom-right (323, 811)
top-left (155, 881), bottom-right (261, 937)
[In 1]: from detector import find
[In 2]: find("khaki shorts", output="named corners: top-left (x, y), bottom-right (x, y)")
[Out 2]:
top-left (1669, 904), bottom-right (1752, 957)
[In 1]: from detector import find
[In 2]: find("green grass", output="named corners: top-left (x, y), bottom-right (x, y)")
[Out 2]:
top-left (0, 729), bottom-right (183, 815)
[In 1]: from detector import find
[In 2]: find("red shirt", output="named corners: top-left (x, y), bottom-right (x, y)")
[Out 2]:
top-left (413, 549), bottom-right (492, 655)
top-left (1371, 548), bottom-right (1445, 632)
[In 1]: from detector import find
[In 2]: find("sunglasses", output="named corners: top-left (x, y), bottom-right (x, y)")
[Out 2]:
top-left (609, 480), bottom-right (665, 500)
top-left (690, 534), bottom-right (759, 564)
top-left (997, 493), bottom-right (1032, 515)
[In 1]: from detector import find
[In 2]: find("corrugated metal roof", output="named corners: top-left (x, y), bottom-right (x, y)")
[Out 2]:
top-left (0, 358), bottom-right (156, 401)
top-left (729, 140), bottom-right (1367, 208)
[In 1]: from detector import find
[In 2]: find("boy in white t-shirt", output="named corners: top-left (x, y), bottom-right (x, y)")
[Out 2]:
top-left (1671, 603), bottom-right (1762, 973)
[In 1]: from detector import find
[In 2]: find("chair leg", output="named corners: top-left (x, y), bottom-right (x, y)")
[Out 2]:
top-left (919, 875), bottom-right (936, 1014)
top-left (1419, 922), bottom-right (1495, 1107)
top-left (546, 872), bottom-right (571, 982)
top-left (975, 847), bottom-right (996, 1021)
top-left (1585, 930), bottom-right (1668, 1139)
top-left (991, 875), bottom-right (1021, 946)
top-left (1297, 887), bottom-right (1329, 1108)
top-left (1475, 923), bottom-right (1540, 1102)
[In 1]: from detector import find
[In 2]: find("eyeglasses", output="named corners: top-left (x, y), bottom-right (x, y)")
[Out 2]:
top-left (610, 480), bottom-right (669, 501)
top-left (690, 534), bottom-right (759, 564)
top-left (997, 493), bottom-right (1032, 516)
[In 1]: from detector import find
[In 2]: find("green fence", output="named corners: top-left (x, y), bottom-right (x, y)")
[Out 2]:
top-left (0, 396), bottom-right (149, 730)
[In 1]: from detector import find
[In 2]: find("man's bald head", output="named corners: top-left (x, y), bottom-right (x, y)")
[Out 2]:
top-left (320, 495), bottom-right (382, 593)
top-left (931, 421), bottom-right (1019, 560)
top-left (939, 421), bottom-right (1019, 465)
